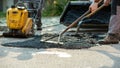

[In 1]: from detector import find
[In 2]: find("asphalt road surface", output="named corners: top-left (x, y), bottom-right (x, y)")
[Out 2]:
top-left (0, 44), bottom-right (120, 68)
top-left (0, 17), bottom-right (120, 68)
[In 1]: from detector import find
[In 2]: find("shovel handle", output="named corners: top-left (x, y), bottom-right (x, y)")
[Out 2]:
top-left (85, 4), bottom-right (105, 18)
top-left (59, 10), bottom-right (90, 36)
top-left (60, 0), bottom-right (104, 36)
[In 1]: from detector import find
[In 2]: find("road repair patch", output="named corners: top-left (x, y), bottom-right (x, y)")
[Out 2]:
top-left (1, 33), bottom-right (104, 49)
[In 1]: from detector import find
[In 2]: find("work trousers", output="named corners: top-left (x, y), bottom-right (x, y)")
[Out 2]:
top-left (108, 6), bottom-right (120, 34)
top-left (36, 0), bottom-right (45, 28)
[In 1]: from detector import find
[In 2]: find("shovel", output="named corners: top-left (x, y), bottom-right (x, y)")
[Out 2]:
top-left (58, 2), bottom-right (105, 43)
top-left (76, 4), bottom-right (105, 34)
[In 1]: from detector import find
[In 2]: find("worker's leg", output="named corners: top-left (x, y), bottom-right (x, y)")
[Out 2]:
top-left (98, 6), bottom-right (120, 44)
top-left (108, 6), bottom-right (120, 34)
top-left (36, 11), bottom-right (42, 30)
top-left (36, 0), bottom-right (44, 30)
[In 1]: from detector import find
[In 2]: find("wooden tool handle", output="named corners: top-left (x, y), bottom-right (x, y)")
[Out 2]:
top-left (85, 4), bottom-right (105, 18)
top-left (60, 0), bottom-right (104, 36)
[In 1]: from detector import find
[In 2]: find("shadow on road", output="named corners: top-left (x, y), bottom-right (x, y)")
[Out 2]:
top-left (0, 35), bottom-right (64, 60)
top-left (91, 44), bottom-right (120, 68)
top-left (1, 35), bottom-right (63, 49)
top-left (0, 45), bottom-right (46, 61)
top-left (97, 49), bottom-right (120, 68)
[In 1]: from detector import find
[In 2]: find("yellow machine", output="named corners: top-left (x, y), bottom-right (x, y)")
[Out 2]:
top-left (3, 5), bottom-right (34, 37)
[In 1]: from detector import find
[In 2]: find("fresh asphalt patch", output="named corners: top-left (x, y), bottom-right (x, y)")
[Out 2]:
top-left (1, 35), bottom-right (63, 49)
top-left (1, 33), bottom-right (105, 49)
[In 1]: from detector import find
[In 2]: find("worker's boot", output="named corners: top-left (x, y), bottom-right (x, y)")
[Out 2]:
top-left (36, 19), bottom-right (42, 30)
top-left (116, 33), bottom-right (120, 41)
top-left (98, 33), bottom-right (119, 44)
top-left (37, 26), bottom-right (42, 30)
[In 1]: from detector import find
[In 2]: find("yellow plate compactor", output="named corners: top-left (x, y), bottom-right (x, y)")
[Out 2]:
top-left (3, 5), bottom-right (34, 37)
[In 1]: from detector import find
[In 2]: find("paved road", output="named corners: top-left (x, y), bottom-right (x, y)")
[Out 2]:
top-left (0, 17), bottom-right (120, 68)
top-left (0, 44), bottom-right (120, 68)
